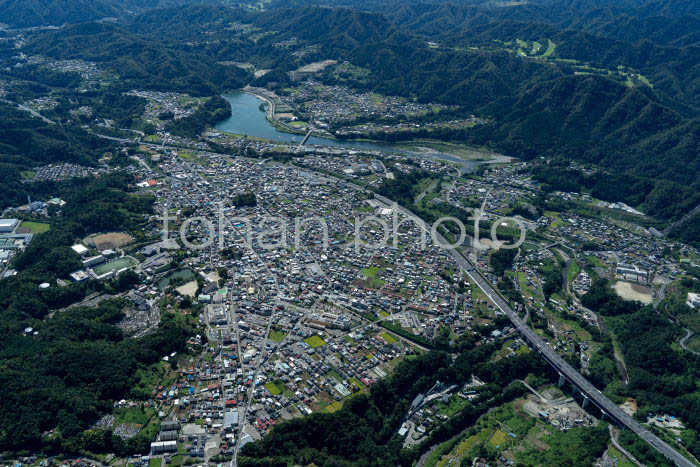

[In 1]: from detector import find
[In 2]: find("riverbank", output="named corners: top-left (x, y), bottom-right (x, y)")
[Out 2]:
top-left (394, 140), bottom-right (513, 164)
top-left (214, 92), bottom-right (511, 169)
top-left (232, 90), bottom-right (512, 164)
top-left (243, 86), bottom-right (309, 136)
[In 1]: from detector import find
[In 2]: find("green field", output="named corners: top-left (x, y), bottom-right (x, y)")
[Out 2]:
top-left (93, 256), bottom-right (138, 276)
top-left (321, 400), bottom-right (344, 413)
top-left (568, 258), bottom-right (581, 283)
top-left (544, 211), bottom-right (565, 230)
top-left (115, 406), bottom-right (150, 425)
top-left (488, 429), bottom-right (508, 449)
top-left (19, 221), bottom-right (50, 234)
top-left (586, 255), bottom-right (607, 269)
top-left (361, 266), bottom-right (380, 278)
top-left (382, 332), bottom-right (398, 344)
top-left (265, 382), bottom-right (282, 395)
top-left (305, 335), bottom-right (327, 348)
top-left (543, 39), bottom-right (557, 57)
top-left (270, 330), bottom-right (287, 342)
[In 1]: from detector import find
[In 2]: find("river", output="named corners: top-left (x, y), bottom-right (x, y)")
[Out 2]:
top-left (214, 92), bottom-right (484, 170)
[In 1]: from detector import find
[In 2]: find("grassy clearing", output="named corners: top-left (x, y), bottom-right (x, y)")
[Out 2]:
top-left (586, 255), bottom-right (607, 269)
top-left (18, 221), bottom-right (50, 234)
top-left (607, 445), bottom-right (636, 467)
top-left (544, 211), bottom-right (565, 230)
top-left (543, 39), bottom-right (557, 57)
top-left (361, 266), bottom-right (380, 278)
top-left (265, 382), bottom-right (282, 395)
top-left (115, 406), bottom-right (150, 425)
top-left (568, 258), bottom-right (581, 283)
top-left (269, 330), bottom-right (286, 342)
top-left (382, 332), bottom-right (398, 344)
top-left (488, 429), bottom-right (508, 448)
top-left (398, 141), bottom-right (499, 161)
top-left (305, 335), bottom-right (327, 348)
top-left (321, 400), bottom-right (344, 413)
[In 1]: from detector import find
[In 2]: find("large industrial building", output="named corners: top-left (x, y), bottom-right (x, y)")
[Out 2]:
top-left (0, 219), bottom-right (19, 233)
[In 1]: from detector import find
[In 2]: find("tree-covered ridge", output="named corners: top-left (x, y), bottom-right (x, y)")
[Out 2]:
top-left (0, 101), bottom-right (120, 209)
top-left (24, 22), bottom-right (251, 96)
top-left (0, 173), bottom-right (192, 453)
top-left (579, 277), bottom-right (700, 461)
top-left (0, 299), bottom-right (195, 453)
top-left (0, 101), bottom-right (113, 168)
top-left (0, 0), bottom-right (222, 28)
top-left (165, 95), bottom-right (232, 138)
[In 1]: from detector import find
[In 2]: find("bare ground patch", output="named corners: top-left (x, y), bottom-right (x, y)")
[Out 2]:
top-left (89, 232), bottom-right (134, 251)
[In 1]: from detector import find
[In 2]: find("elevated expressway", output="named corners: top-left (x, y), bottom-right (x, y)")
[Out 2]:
top-left (376, 194), bottom-right (695, 467)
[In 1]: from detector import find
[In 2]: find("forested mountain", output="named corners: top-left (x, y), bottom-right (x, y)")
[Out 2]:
top-left (0, 0), bottom-right (221, 28)
top-left (3, 0), bottom-right (700, 221)
top-left (0, 101), bottom-right (117, 209)
top-left (253, 6), bottom-right (400, 52)
top-left (13, 1), bottom-right (700, 208)
top-left (470, 75), bottom-right (698, 184)
top-left (24, 22), bottom-right (251, 95)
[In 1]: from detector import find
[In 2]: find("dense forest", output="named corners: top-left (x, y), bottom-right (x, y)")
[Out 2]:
top-left (0, 0), bottom-right (221, 28)
top-left (581, 278), bottom-right (700, 460)
top-left (165, 96), bottom-right (232, 138)
top-left (24, 22), bottom-right (251, 96)
top-left (531, 163), bottom-right (700, 221)
top-left (0, 173), bottom-right (196, 453)
top-left (0, 102), bottom-right (119, 209)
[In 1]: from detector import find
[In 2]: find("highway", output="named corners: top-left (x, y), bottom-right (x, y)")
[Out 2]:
top-left (455, 249), bottom-right (694, 466)
top-left (1, 98), bottom-right (55, 124)
top-left (456, 249), bottom-right (694, 466)
top-left (287, 166), bottom-right (694, 466)
top-left (375, 194), bottom-right (696, 467)
top-left (663, 203), bottom-right (700, 237)
top-left (174, 155), bottom-right (694, 467)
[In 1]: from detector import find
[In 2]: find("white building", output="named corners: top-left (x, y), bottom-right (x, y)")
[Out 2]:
top-left (688, 293), bottom-right (700, 310)
top-left (71, 244), bottom-right (89, 256)
top-left (0, 219), bottom-right (19, 233)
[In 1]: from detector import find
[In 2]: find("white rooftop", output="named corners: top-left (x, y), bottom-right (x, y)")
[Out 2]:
top-left (0, 218), bottom-right (18, 228)
top-left (71, 244), bottom-right (89, 254)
